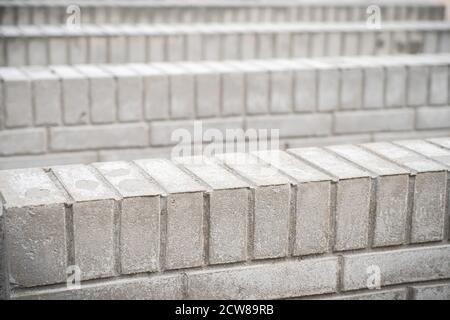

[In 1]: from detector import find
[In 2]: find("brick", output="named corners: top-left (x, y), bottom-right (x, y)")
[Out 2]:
top-left (229, 61), bottom-right (269, 115)
top-left (407, 64), bottom-right (428, 106)
top-left (175, 156), bottom-right (250, 264)
top-left (252, 150), bottom-right (332, 255)
top-left (202, 30), bottom-right (221, 60)
top-left (5, 38), bottom-right (27, 67)
top-left (363, 142), bottom-right (447, 243)
top-left (50, 66), bottom-right (89, 125)
top-left (0, 152), bottom-right (98, 170)
top-left (101, 65), bottom-right (143, 122)
top-left (292, 33), bottom-right (309, 58)
top-left (23, 67), bottom-right (61, 126)
top-left (394, 139), bottom-right (450, 168)
top-left (334, 109), bottom-right (414, 134)
top-left (361, 62), bottom-right (384, 109)
top-left (289, 147), bottom-right (371, 251)
top-left (308, 61), bottom-right (339, 111)
top-left (150, 118), bottom-right (243, 147)
top-left (93, 161), bottom-right (163, 274)
top-left (0, 68), bottom-right (32, 128)
top-left (51, 165), bottom-right (117, 280)
top-left (0, 128), bottom-right (46, 156)
top-left (343, 32), bottom-right (359, 56)
top-left (128, 63), bottom-right (169, 120)
top-left (153, 63), bottom-right (195, 119)
top-left (429, 64), bottom-right (449, 105)
top-left (68, 36), bottom-right (88, 64)
top-left (246, 114), bottom-right (332, 138)
top-left (44, 28), bottom-right (68, 65)
top-left (75, 65), bottom-right (116, 124)
top-left (342, 245), bottom-right (450, 291)
top-left (256, 31), bottom-right (274, 59)
top-left (187, 258), bottom-right (338, 299)
top-left (416, 107), bottom-right (450, 130)
top-left (88, 36), bottom-right (108, 64)
top-left (0, 168), bottom-right (67, 287)
top-left (215, 153), bottom-right (290, 259)
top-left (51, 123), bottom-right (149, 152)
top-left (327, 144), bottom-right (409, 247)
top-left (134, 159), bottom-right (205, 269)
top-left (332, 289), bottom-right (407, 300)
top-left (339, 61), bottom-right (363, 110)
top-left (285, 134), bottom-right (371, 149)
top-left (413, 283), bottom-right (450, 300)
top-left (382, 60), bottom-right (406, 108)
top-left (13, 274), bottom-right (183, 300)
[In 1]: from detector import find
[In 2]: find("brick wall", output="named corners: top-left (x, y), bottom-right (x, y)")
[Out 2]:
top-left (0, 137), bottom-right (449, 299)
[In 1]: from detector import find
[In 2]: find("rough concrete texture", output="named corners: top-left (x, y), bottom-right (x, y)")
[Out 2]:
top-left (412, 283), bottom-right (450, 300)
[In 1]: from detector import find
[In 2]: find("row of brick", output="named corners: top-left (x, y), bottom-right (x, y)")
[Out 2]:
top-left (1, 23), bottom-right (450, 66)
top-left (0, 138), bottom-right (449, 291)
top-left (1, 106), bottom-right (450, 158)
top-left (1, 54), bottom-right (449, 130)
top-left (0, 1), bottom-right (445, 26)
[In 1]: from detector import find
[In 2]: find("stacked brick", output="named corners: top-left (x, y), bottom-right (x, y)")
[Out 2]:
top-left (0, 138), bottom-right (449, 299)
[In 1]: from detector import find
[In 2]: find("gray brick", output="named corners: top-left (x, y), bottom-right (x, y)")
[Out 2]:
top-left (334, 109), bottom-right (415, 134)
top-left (50, 123), bottom-right (149, 152)
top-left (413, 283), bottom-right (450, 300)
top-left (135, 159), bottom-right (206, 269)
top-left (0, 129), bottom-right (46, 156)
top-left (93, 161), bottom-right (163, 274)
top-left (13, 274), bottom-right (183, 300)
top-left (50, 66), bottom-right (89, 125)
top-left (175, 156), bottom-right (250, 264)
top-left (68, 35), bottom-right (88, 63)
top-left (0, 68), bottom-right (32, 128)
top-left (361, 62), bottom-right (384, 109)
top-left (363, 142), bottom-right (447, 243)
top-left (383, 62), bottom-right (406, 108)
top-left (407, 64), bottom-right (428, 106)
top-left (343, 245), bottom-right (450, 291)
top-left (327, 145), bottom-right (409, 247)
top-left (51, 165), bottom-right (117, 280)
top-left (417, 107), bottom-right (450, 130)
top-left (252, 150), bottom-right (332, 255)
top-left (187, 258), bottom-right (338, 299)
top-left (0, 168), bottom-right (67, 287)
top-left (289, 147), bottom-right (371, 251)
top-left (309, 61), bottom-right (339, 111)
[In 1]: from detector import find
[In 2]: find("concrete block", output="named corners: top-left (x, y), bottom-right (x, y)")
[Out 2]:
top-left (75, 65), bottom-right (116, 124)
top-left (292, 33), bottom-right (309, 58)
top-left (0, 128), bottom-right (46, 156)
top-left (340, 63), bottom-right (363, 110)
top-left (215, 153), bottom-right (291, 259)
top-left (362, 64), bottom-right (384, 109)
top-left (27, 37), bottom-right (48, 66)
top-left (383, 61), bottom-right (406, 108)
top-left (309, 61), bottom-right (339, 111)
top-left (256, 31), bottom-right (274, 59)
top-left (5, 38), bottom-right (27, 67)
top-left (93, 161), bottom-right (163, 274)
top-left (187, 258), bottom-right (338, 299)
top-left (222, 33), bottom-right (240, 60)
top-left (68, 36), bottom-right (88, 64)
top-left (134, 159), bottom-right (205, 269)
top-left (363, 142), bottom-right (447, 243)
top-left (326, 32), bottom-right (343, 56)
top-left (50, 66), bottom-right (89, 125)
top-left (334, 109), bottom-right (415, 134)
top-left (327, 144), bottom-right (410, 247)
top-left (51, 165), bottom-right (117, 280)
top-left (0, 168), bottom-right (67, 287)
top-left (108, 35), bottom-right (127, 64)
top-left (342, 245), bottom-right (450, 291)
top-left (88, 36), bottom-right (108, 64)
top-left (289, 147), bottom-right (371, 251)
top-left (101, 65), bottom-right (143, 123)
top-left (50, 123), bottom-right (148, 152)
top-left (417, 107), bottom-right (450, 130)
top-left (252, 150), bottom-right (332, 255)
top-left (0, 68), bottom-right (32, 128)
top-left (429, 64), bottom-right (449, 105)
top-left (407, 64), bottom-right (428, 106)
top-left (343, 32), bottom-right (359, 56)
top-left (175, 156), bottom-right (249, 264)
top-left (413, 283), bottom-right (450, 300)
top-left (186, 32), bottom-right (202, 61)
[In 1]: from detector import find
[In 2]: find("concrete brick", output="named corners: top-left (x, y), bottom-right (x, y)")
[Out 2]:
top-left (22, 67), bottom-right (61, 126)
top-left (229, 61), bottom-right (269, 115)
top-left (13, 274), bottom-right (183, 300)
top-left (413, 283), bottom-right (450, 300)
top-left (50, 66), bottom-right (89, 125)
top-left (51, 123), bottom-right (149, 152)
top-left (362, 64), bottom-right (384, 109)
top-left (246, 114), bottom-right (332, 138)
top-left (45, 29), bottom-right (68, 65)
top-left (134, 159), bottom-right (205, 269)
top-left (93, 161), bottom-right (163, 274)
top-left (0, 68), bottom-right (32, 128)
top-left (343, 32), bottom-right (359, 56)
top-left (215, 153), bottom-right (291, 259)
top-left (0, 128), bottom-right (46, 156)
top-left (0, 168), bottom-right (67, 287)
top-left (75, 65), bottom-right (116, 124)
top-left (407, 64), bottom-right (428, 106)
top-left (108, 35), bottom-right (127, 64)
top-left (128, 63), bottom-right (169, 120)
top-left (153, 63), bottom-right (195, 119)
top-left (416, 107), bottom-right (450, 130)
top-left (363, 142), bottom-right (447, 243)
top-left (429, 64), bottom-right (449, 105)
top-left (88, 36), bottom-right (108, 64)
top-left (332, 289), bottom-right (407, 300)
top-left (343, 245), bottom-right (450, 291)
top-left (383, 62), bottom-right (406, 108)
top-left (289, 147), bottom-right (371, 251)
top-left (327, 145), bottom-right (409, 247)
top-left (394, 139), bottom-right (450, 168)
top-left (187, 258), bottom-right (338, 299)
top-left (51, 165), bottom-right (117, 280)
top-left (5, 38), bottom-right (27, 67)
top-left (252, 150), bottom-right (332, 255)
top-left (101, 65), bottom-right (143, 122)
top-left (310, 31), bottom-right (325, 57)
top-left (340, 63), bottom-right (363, 110)
top-left (309, 61), bottom-right (339, 111)
top-left (175, 156), bottom-right (250, 264)
top-left (334, 109), bottom-right (415, 134)
top-left (68, 36), bottom-right (88, 64)
top-left (202, 31), bottom-right (221, 60)
top-left (0, 152), bottom-right (98, 171)
top-left (186, 33), bottom-right (202, 61)
top-left (292, 33), bottom-right (309, 58)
